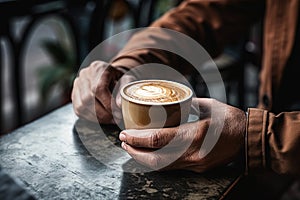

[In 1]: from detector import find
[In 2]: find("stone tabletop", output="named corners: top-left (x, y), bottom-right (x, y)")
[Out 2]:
top-left (0, 104), bottom-right (242, 200)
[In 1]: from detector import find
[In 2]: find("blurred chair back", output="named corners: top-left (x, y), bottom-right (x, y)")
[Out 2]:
top-left (0, 0), bottom-right (180, 134)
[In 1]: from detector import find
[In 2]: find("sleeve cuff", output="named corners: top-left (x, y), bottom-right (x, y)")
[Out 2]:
top-left (110, 57), bottom-right (142, 70)
top-left (245, 108), bottom-right (268, 174)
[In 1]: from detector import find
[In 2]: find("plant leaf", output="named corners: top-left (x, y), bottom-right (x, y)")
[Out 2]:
top-left (37, 66), bottom-right (70, 101)
top-left (40, 40), bottom-right (70, 65)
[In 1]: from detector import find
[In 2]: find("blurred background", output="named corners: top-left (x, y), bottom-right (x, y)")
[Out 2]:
top-left (0, 0), bottom-right (261, 134)
top-left (3, 1), bottom-right (300, 199)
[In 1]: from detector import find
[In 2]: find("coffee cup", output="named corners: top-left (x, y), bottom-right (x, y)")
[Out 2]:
top-left (120, 79), bottom-right (193, 129)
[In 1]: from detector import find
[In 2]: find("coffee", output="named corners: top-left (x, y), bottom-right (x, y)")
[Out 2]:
top-left (121, 80), bottom-right (193, 129)
top-left (122, 80), bottom-right (191, 104)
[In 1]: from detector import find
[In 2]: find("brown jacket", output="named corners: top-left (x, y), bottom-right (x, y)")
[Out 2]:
top-left (111, 0), bottom-right (300, 175)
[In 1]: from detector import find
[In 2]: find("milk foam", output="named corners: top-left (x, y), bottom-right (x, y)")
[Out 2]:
top-left (124, 81), bottom-right (190, 103)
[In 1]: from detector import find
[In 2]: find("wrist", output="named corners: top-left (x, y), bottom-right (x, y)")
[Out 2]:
top-left (110, 57), bottom-right (141, 70)
top-left (110, 64), bottom-right (129, 74)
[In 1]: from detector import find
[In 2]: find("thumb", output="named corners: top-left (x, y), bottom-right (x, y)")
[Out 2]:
top-left (116, 74), bottom-right (137, 107)
top-left (120, 126), bottom-right (183, 149)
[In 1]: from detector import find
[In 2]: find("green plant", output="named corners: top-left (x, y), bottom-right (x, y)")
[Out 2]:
top-left (37, 39), bottom-right (77, 105)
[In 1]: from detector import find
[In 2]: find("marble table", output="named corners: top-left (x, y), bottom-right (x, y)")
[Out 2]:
top-left (0, 103), bottom-right (243, 200)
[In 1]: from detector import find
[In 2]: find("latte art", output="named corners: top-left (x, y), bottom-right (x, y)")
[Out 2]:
top-left (123, 80), bottom-right (191, 103)
top-left (121, 80), bottom-right (193, 129)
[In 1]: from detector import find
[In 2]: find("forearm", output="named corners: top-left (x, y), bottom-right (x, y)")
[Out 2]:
top-left (111, 0), bottom-right (265, 74)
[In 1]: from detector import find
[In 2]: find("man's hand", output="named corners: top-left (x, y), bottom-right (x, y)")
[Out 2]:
top-left (119, 98), bottom-right (247, 172)
top-left (71, 61), bottom-right (134, 124)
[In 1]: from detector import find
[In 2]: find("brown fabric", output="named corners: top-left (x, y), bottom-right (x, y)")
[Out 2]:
top-left (258, 0), bottom-right (299, 110)
top-left (247, 108), bottom-right (300, 175)
top-left (111, 0), bottom-right (264, 73)
top-left (110, 0), bottom-right (300, 175)
top-left (248, 0), bottom-right (300, 175)
top-left (245, 108), bottom-right (267, 173)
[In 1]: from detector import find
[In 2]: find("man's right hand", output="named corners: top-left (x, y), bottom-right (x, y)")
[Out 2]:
top-left (71, 61), bottom-right (131, 124)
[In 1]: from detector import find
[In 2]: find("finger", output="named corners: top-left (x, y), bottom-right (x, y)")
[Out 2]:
top-left (119, 128), bottom-right (180, 149)
top-left (112, 108), bottom-right (122, 121)
top-left (72, 97), bottom-right (97, 122)
top-left (95, 66), bottom-right (123, 115)
top-left (73, 95), bottom-right (98, 122)
top-left (96, 79), bottom-right (113, 114)
top-left (72, 79), bottom-right (98, 122)
top-left (191, 98), bottom-right (213, 119)
top-left (95, 98), bottom-right (115, 124)
top-left (116, 74), bottom-right (136, 107)
top-left (113, 74), bottom-right (136, 122)
top-left (110, 96), bottom-right (122, 123)
top-left (190, 98), bottom-right (200, 115)
top-left (121, 142), bottom-right (165, 170)
top-left (72, 101), bottom-right (98, 122)
top-left (193, 98), bottom-right (212, 107)
top-left (93, 67), bottom-right (115, 123)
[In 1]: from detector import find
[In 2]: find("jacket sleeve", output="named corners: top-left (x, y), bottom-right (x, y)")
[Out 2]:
top-left (111, 0), bottom-right (265, 74)
top-left (246, 108), bottom-right (300, 175)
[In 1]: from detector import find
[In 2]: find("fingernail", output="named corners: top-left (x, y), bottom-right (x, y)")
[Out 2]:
top-left (119, 133), bottom-right (126, 141)
top-left (121, 142), bottom-right (127, 150)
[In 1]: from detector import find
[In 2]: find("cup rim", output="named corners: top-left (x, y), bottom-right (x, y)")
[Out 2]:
top-left (120, 79), bottom-right (193, 106)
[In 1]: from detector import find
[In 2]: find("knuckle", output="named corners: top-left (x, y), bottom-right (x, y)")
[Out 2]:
top-left (90, 60), bottom-right (101, 68)
top-left (73, 108), bottom-right (80, 117)
top-left (175, 130), bottom-right (185, 145)
top-left (72, 78), bottom-right (80, 91)
top-left (150, 131), bottom-right (162, 148)
top-left (78, 70), bottom-right (83, 77)
top-left (76, 103), bottom-right (85, 114)
top-left (96, 83), bottom-right (105, 91)
top-left (130, 137), bottom-right (139, 146)
top-left (73, 104), bottom-right (86, 119)
top-left (73, 77), bottom-right (79, 85)
top-left (78, 67), bottom-right (88, 77)
top-left (91, 84), bottom-right (98, 94)
top-left (81, 94), bottom-right (91, 106)
top-left (149, 155), bottom-right (161, 170)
